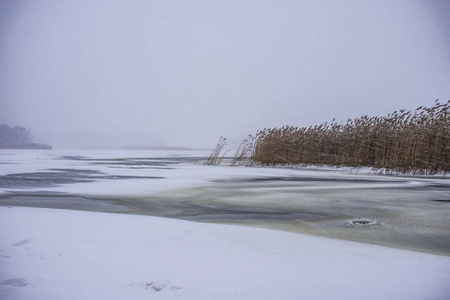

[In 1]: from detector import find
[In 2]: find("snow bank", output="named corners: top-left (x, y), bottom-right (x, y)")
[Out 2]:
top-left (1, 207), bottom-right (449, 300)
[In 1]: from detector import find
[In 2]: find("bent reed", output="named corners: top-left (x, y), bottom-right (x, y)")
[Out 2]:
top-left (207, 100), bottom-right (449, 175)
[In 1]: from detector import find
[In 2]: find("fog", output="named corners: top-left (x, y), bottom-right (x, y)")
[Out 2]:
top-left (1, 0), bottom-right (449, 149)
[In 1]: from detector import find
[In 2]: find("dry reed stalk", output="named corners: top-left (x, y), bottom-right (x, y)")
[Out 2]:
top-left (222, 100), bottom-right (449, 175)
top-left (204, 137), bottom-right (228, 166)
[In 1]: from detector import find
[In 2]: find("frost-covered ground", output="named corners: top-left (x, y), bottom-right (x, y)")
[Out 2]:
top-left (1, 149), bottom-right (450, 299)
top-left (2, 206), bottom-right (450, 300)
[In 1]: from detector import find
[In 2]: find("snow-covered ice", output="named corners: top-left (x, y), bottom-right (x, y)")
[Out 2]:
top-left (1, 207), bottom-right (450, 300)
top-left (1, 149), bottom-right (450, 299)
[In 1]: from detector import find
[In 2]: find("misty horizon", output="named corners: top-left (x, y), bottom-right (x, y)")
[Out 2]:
top-left (1, 0), bottom-right (449, 149)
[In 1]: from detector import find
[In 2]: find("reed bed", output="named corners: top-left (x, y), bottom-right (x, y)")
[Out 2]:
top-left (210, 101), bottom-right (450, 175)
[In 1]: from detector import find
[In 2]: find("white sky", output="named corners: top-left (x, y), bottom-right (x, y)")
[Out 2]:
top-left (1, 0), bottom-right (449, 149)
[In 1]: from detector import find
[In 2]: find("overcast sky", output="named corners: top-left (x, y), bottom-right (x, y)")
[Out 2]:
top-left (1, 0), bottom-right (449, 149)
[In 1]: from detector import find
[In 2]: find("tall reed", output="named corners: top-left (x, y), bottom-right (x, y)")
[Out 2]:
top-left (204, 137), bottom-right (228, 165)
top-left (221, 100), bottom-right (449, 175)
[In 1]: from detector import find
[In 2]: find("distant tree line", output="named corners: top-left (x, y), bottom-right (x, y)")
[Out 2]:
top-left (206, 100), bottom-right (450, 175)
top-left (0, 124), bottom-right (52, 149)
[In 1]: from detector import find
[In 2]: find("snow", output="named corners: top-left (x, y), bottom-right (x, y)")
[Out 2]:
top-left (1, 207), bottom-right (450, 300)
top-left (0, 149), bottom-right (307, 196)
top-left (1, 149), bottom-right (450, 299)
top-left (2, 149), bottom-right (445, 197)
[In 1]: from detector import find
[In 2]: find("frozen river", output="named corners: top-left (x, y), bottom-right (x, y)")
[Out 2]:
top-left (1, 149), bottom-right (449, 256)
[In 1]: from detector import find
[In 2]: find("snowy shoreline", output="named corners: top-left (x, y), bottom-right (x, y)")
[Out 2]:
top-left (1, 206), bottom-right (450, 300)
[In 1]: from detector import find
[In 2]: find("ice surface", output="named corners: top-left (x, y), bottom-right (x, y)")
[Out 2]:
top-left (1, 149), bottom-right (450, 255)
top-left (1, 149), bottom-right (450, 299)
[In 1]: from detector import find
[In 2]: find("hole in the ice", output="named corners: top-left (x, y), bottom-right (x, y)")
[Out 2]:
top-left (346, 218), bottom-right (378, 226)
